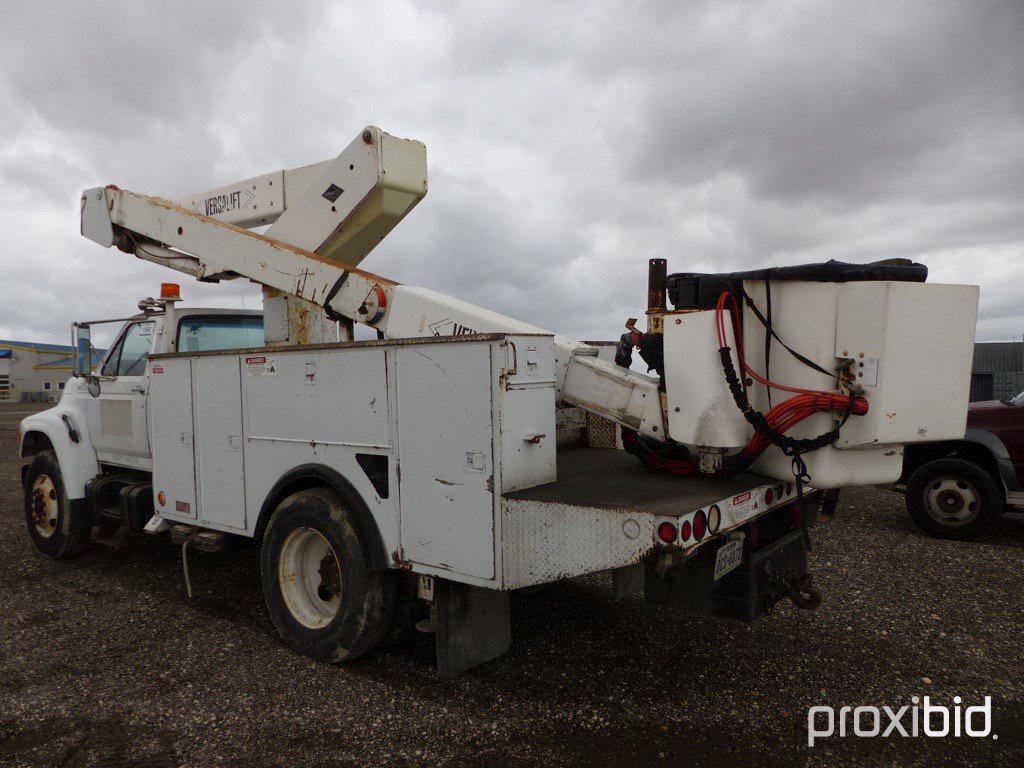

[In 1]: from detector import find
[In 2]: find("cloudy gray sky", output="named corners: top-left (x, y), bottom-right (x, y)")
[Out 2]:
top-left (1, 1), bottom-right (1022, 347)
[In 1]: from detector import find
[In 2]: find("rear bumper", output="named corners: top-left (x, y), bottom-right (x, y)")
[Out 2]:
top-left (652, 480), bottom-right (805, 555)
top-left (645, 526), bottom-right (812, 623)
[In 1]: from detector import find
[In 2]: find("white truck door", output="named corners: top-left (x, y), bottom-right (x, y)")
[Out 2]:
top-left (192, 355), bottom-right (246, 531)
top-left (396, 342), bottom-right (496, 579)
top-left (88, 320), bottom-right (155, 468)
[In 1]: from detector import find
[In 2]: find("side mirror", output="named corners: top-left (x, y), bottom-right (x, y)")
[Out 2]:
top-left (73, 323), bottom-right (92, 378)
top-left (74, 324), bottom-right (101, 397)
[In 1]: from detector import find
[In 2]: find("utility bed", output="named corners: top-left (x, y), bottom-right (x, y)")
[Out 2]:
top-left (142, 331), bottom-right (801, 592)
top-left (114, 330), bottom-right (814, 675)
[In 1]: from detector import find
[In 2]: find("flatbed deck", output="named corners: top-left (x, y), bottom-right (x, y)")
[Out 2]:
top-left (506, 448), bottom-right (780, 516)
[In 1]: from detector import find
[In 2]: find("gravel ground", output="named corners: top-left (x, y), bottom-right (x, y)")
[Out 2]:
top-left (1, 402), bottom-right (1022, 767)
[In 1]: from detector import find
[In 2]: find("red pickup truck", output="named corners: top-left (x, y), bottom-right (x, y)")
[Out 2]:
top-left (901, 392), bottom-right (1024, 539)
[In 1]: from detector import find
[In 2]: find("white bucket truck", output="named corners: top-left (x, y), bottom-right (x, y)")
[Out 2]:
top-left (19, 127), bottom-right (978, 676)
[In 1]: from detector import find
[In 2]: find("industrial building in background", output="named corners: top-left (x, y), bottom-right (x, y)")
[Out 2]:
top-left (0, 340), bottom-right (105, 403)
top-left (970, 340), bottom-right (1024, 402)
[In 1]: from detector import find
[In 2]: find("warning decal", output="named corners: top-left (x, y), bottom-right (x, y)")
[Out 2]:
top-left (244, 355), bottom-right (278, 376)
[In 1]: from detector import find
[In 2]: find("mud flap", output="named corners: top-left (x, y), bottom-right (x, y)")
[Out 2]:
top-left (611, 563), bottom-right (644, 600)
top-left (435, 580), bottom-right (511, 678)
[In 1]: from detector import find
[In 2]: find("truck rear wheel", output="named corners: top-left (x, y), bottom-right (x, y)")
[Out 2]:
top-left (260, 487), bottom-right (395, 663)
top-left (23, 450), bottom-right (92, 559)
top-left (906, 457), bottom-right (1002, 540)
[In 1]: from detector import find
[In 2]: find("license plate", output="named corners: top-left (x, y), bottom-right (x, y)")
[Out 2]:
top-left (714, 537), bottom-right (744, 581)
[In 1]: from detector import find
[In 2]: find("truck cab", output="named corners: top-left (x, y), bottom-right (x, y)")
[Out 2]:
top-left (19, 286), bottom-right (263, 552)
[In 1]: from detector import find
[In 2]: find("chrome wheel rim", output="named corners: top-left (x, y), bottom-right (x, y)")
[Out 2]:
top-left (278, 527), bottom-right (342, 629)
top-left (923, 476), bottom-right (979, 527)
top-left (30, 474), bottom-right (59, 538)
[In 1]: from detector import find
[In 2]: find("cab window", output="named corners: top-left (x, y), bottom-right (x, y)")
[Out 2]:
top-left (176, 315), bottom-right (264, 353)
top-left (102, 322), bottom-right (155, 377)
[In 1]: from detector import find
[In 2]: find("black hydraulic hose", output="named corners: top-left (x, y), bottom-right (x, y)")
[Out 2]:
top-left (718, 347), bottom-right (849, 456)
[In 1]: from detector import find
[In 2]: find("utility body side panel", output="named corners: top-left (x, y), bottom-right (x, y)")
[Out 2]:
top-left (147, 335), bottom-right (546, 586)
top-left (240, 347), bottom-right (395, 554)
top-left (498, 337), bottom-right (557, 494)
top-left (241, 349), bottom-right (390, 449)
top-left (193, 356), bottom-right (246, 531)
top-left (152, 345), bottom-right (395, 539)
top-left (149, 359), bottom-right (197, 520)
top-left (395, 342), bottom-right (497, 579)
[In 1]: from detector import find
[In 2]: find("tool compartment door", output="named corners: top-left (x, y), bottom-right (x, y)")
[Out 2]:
top-left (149, 357), bottom-right (197, 520)
top-left (192, 356), bottom-right (246, 531)
top-left (396, 342), bottom-right (496, 579)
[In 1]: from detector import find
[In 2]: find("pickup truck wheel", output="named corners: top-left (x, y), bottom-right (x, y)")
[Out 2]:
top-left (260, 487), bottom-right (395, 663)
top-left (23, 451), bottom-right (92, 558)
top-left (906, 458), bottom-right (1002, 540)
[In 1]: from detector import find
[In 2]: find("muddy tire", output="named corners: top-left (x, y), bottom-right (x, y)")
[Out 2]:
top-left (23, 450), bottom-right (92, 559)
top-left (260, 487), bottom-right (395, 663)
top-left (907, 458), bottom-right (1002, 541)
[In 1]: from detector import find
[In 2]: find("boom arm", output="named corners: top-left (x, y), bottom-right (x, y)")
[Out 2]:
top-left (176, 126), bottom-right (429, 267)
top-left (79, 127), bottom-right (665, 439)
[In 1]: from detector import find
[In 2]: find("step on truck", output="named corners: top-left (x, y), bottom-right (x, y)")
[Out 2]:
top-left (20, 126), bottom-right (980, 676)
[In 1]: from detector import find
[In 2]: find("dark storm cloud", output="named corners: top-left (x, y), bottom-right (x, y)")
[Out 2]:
top-left (627, 3), bottom-right (1024, 201)
top-left (0, 0), bottom-right (1022, 347)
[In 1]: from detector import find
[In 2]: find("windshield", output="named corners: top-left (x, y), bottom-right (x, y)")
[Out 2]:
top-left (176, 315), bottom-right (264, 353)
top-left (1009, 391), bottom-right (1024, 406)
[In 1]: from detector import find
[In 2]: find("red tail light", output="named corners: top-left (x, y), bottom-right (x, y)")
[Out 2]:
top-left (657, 521), bottom-right (678, 544)
top-left (680, 520), bottom-right (692, 541)
top-left (693, 510), bottom-right (707, 540)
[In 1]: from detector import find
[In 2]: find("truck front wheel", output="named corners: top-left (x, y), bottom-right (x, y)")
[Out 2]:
top-left (906, 457), bottom-right (1002, 540)
top-left (260, 487), bottom-right (396, 663)
top-left (23, 450), bottom-right (93, 558)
